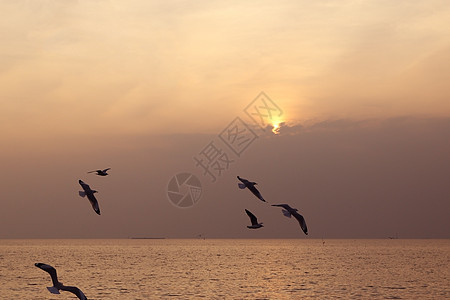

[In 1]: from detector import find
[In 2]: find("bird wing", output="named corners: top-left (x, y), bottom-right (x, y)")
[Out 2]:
top-left (35, 263), bottom-right (59, 287)
top-left (87, 194), bottom-right (101, 215)
top-left (237, 176), bottom-right (249, 185)
top-left (248, 185), bottom-right (265, 202)
top-left (245, 209), bottom-right (258, 225)
top-left (238, 183), bottom-right (246, 189)
top-left (87, 170), bottom-right (98, 174)
top-left (271, 204), bottom-right (292, 210)
top-left (78, 180), bottom-right (91, 192)
top-left (61, 285), bottom-right (88, 300)
top-left (102, 168), bottom-right (111, 173)
top-left (291, 211), bottom-right (308, 235)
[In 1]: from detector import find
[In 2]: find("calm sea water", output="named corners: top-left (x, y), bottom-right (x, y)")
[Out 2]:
top-left (0, 239), bottom-right (448, 299)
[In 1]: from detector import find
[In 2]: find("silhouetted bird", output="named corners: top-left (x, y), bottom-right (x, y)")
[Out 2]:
top-left (35, 263), bottom-right (88, 300)
top-left (237, 176), bottom-right (266, 202)
top-left (78, 180), bottom-right (101, 215)
top-left (87, 168), bottom-right (110, 176)
top-left (245, 209), bottom-right (263, 229)
top-left (272, 204), bottom-right (308, 235)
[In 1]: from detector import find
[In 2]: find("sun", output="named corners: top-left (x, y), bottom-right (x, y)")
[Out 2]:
top-left (271, 119), bottom-right (283, 134)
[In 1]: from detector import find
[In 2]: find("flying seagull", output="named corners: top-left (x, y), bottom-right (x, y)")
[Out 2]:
top-left (237, 176), bottom-right (266, 202)
top-left (87, 168), bottom-right (110, 176)
top-left (245, 209), bottom-right (263, 229)
top-left (35, 263), bottom-right (88, 300)
top-left (78, 180), bottom-right (100, 215)
top-left (272, 204), bottom-right (308, 235)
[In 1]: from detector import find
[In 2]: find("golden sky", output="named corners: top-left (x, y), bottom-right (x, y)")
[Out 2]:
top-left (0, 1), bottom-right (449, 238)
top-left (1, 0), bottom-right (449, 139)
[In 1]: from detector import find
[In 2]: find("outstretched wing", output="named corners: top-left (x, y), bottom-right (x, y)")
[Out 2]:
top-left (35, 263), bottom-right (59, 287)
top-left (87, 170), bottom-right (99, 174)
top-left (248, 185), bottom-right (265, 202)
top-left (87, 194), bottom-right (101, 215)
top-left (245, 209), bottom-right (258, 225)
top-left (237, 176), bottom-right (249, 185)
top-left (102, 168), bottom-right (111, 173)
top-left (61, 285), bottom-right (88, 300)
top-left (271, 204), bottom-right (291, 210)
top-left (78, 180), bottom-right (91, 192)
top-left (291, 211), bottom-right (308, 235)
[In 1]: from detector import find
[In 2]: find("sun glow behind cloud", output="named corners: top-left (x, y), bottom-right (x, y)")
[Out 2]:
top-left (271, 119), bottom-right (284, 135)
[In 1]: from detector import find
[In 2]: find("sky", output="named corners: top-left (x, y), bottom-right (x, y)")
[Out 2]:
top-left (0, 0), bottom-right (449, 238)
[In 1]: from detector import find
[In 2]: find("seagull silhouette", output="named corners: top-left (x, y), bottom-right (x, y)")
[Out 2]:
top-left (245, 209), bottom-right (263, 229)
top-left (237, 176), bottom-right (266, 202)
top-left (78, 180), bottom-right (100, 215)
top-left (272, 204), bottom-right (308, 235)
top-left (35, 263), bottom-right (88, 300)
top-left (87, 168), bottom-right (110, 176)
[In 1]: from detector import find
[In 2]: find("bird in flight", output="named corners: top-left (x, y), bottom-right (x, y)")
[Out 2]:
top-left (35, 263), bottom-right (88, 300)
top-left (78, 180), bottom-right (101, 215)
top-left (237, 176), bottom-right (266, 202)
top-left (272, 204), bottom-right (308, 235)
top-left (87, 168), bottom-right (110, 176)
top-left (245, 209), bottom-right (263, 229)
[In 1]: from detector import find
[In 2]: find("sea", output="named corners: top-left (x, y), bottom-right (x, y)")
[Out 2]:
top-left (0, 239), bottom-right (448, 299)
